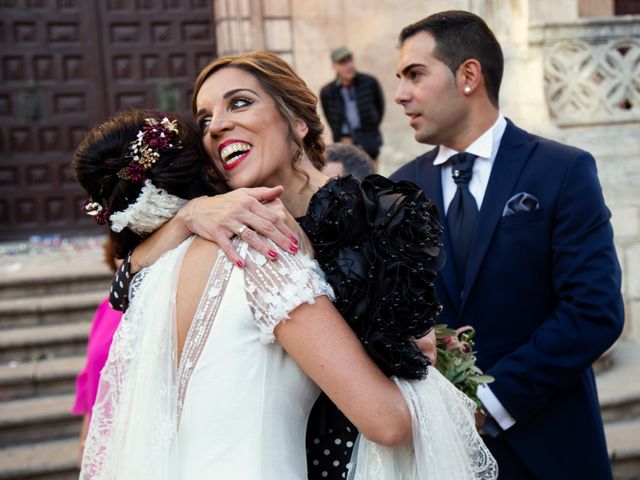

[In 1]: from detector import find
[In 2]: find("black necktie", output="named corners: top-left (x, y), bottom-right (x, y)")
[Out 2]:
top-left (446, 152), bottom-right (478, 289)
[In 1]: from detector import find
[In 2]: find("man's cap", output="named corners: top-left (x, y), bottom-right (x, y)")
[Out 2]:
top-left (331, 47), bottom-right (352, 63)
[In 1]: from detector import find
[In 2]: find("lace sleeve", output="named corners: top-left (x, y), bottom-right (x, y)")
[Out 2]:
top-left (242, 239), bottom-right (334, 344)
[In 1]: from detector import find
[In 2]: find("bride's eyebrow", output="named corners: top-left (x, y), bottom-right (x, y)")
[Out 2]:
top-left (223, 88), bottom-right (259, 99)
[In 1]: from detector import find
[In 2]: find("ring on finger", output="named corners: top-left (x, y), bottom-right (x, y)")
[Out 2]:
top-left (237, 225), bottom-right (248, 236)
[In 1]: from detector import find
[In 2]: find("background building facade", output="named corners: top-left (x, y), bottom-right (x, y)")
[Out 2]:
top-left (1, 0), bottom-right (638, 337)
top-left (216, 0), bottom-right (640, 338)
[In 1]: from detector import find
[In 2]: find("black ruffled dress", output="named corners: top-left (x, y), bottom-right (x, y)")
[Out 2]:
top-left (300, 174), bottom-right (444, 480)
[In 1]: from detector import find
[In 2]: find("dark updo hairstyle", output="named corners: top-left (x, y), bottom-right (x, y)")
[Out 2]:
top-left (73, 109), bottom-right (227, 258)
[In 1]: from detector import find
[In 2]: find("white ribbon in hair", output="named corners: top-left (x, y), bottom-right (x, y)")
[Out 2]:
top-left (110, 179), bottom-right (188, 235)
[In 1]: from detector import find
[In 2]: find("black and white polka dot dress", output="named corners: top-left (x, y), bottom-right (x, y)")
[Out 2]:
top-left (306, 394), bottom-right (358, 480)
top-left (109, 252), bottom-right (132, 311)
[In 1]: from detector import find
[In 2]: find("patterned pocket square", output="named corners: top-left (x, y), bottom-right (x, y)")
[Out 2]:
top-left (502, 192), bottom-right (540, 217)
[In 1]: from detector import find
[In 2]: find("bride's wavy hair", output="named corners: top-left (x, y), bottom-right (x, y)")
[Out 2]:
top-left (192, 51), bottom-right (326, 171)
top-left (73, 108), bottom-right (227, 258)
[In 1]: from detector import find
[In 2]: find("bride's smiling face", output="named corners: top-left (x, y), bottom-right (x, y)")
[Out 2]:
top-left (195, 67), bottom-right (306, 190)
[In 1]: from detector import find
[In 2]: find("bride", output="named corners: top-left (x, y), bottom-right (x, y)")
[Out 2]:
top-left (74, 77), bottom-right (496, 480)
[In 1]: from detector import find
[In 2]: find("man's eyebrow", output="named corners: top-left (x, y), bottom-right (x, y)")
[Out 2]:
top-left (397, 62), bottom-right (426, 78)
top-left (223, 88), bottom-right (259, 99)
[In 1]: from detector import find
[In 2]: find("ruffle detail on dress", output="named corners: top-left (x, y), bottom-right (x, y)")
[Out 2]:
top-left (300, 174), bottom-right (445, 379)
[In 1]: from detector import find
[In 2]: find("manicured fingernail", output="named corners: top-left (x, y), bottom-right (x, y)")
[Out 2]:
top-left (236, 259), bottom-right (245, 268)
top-left (289, 244), bottom-right (298, 253)
top-left (290, 235), bottom-right (299, 244)
top-left (268, 249), bottom-right (278, 259)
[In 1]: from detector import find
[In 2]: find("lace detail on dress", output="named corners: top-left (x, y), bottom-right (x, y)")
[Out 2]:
top-left (176, 244), bottom-right (234, 423)
top-left (79, 239), bottom-right (192, 480)
top-left (242, 239), bottom-right (334, 344)
top-left (128, 263), bottom-right (149, 305)
top-left (347, 367), bottom-right (498, 480)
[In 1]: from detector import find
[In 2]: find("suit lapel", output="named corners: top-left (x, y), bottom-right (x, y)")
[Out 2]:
top-left (460, 120), bottom-right (536, 312)
top-left (413, 150), bottom-right (460, 310)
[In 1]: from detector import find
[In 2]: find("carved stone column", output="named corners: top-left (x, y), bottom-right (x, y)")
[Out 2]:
top-left (530, 16), bottom-right (640, 126)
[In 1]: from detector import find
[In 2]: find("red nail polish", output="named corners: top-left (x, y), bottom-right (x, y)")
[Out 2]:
top-left (268, 249), bottom-right (278, 258)
top-left (290, 235), bottom-right (299, 244)
top-left (236, 259), bottom-right (245, 268)
top-left (289, 244), bottom-right (298, 253)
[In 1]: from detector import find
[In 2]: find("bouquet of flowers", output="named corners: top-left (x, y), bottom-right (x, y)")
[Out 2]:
top-left (433, 324), bottom-right (494, 411)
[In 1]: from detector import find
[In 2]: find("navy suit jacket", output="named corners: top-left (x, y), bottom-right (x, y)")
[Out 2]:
top-left (391, 119), bottom-right (624, 479)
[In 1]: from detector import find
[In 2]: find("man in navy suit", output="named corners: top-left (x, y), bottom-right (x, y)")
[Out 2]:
top-left (391, 11), bottom-right (624, 479)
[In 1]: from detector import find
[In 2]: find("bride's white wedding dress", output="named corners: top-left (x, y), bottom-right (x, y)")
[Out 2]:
top-left (79, 237), bottom-right (497, 480)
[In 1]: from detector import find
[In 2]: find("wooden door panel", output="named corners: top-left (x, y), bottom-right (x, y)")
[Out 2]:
top-left (98, 0), bottom-right (216, 115)
top-left (0, 0), bottom-right (105, 240)
top-left (0, 0), bottom-right (216, 241)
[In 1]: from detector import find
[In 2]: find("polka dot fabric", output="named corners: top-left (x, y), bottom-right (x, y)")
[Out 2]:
top-left (109, 252), bottom-right (132, 311)
top-left (306, 394), bottom-right (358, 480)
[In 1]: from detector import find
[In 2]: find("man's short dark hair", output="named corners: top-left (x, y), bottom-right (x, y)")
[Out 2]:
top-left (325, 143), bottom-right (375, 180)
top-left (399, 10), bottom-right (503, 107)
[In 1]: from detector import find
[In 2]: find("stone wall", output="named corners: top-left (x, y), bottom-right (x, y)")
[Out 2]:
top-left (212, 0), bottom-right (640, 338)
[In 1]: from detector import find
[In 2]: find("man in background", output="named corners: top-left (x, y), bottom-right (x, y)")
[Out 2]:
top-left (320, 47), bottom-right (385, 163)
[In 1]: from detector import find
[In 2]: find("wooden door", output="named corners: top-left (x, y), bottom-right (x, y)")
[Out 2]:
top-left (97, 0), bottom-right (216, 114)
top-left (0, 0), bottom-right (216, 241)
top-left (0, 0), bottom-right (106, 240)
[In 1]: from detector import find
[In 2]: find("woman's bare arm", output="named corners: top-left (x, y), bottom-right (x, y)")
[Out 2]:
top-left (130, 186), bottom-right (298, 273)
top-left (275, 297), bottom-right (412, 447)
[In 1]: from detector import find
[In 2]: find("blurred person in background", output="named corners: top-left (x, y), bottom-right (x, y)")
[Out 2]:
top-left (321, 143), bottom-right (376, 180)
top-left (320, 47), bottom-right (385, 163)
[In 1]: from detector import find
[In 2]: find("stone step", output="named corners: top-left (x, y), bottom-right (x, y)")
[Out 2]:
top-left (607, 419), bottom-right (640, 480)
top-left (0, 438), bottom-right (79, 480)
top-left (598, 340), bottom-right (640, 423)
top-left (0, 394), bottom-right (80, 447)
top-left (0, 323), bottom-right (90, 364)
top-left (0, 291), bottom-right (104, 329)
top-left (0, 356), bottom-right (84, 402)
top-left (0, 270), bottom-right (111, 301)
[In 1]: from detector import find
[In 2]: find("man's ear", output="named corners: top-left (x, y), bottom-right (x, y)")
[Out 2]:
top-left (457, 59), bottom-right (482, 96)
top-left (293, 116), bottom-right (309, 140)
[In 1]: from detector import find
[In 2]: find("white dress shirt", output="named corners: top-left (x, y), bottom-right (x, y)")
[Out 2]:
top-left (435, 114), bottom-right (507, 215)
top-left (434, 114), bottom-right (516, 431)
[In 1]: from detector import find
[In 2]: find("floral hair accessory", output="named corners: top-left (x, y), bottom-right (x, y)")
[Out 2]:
top-left (117, 116), bottom-right (181, 184)
top-left (83, 199), bottom-right (110, 226)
